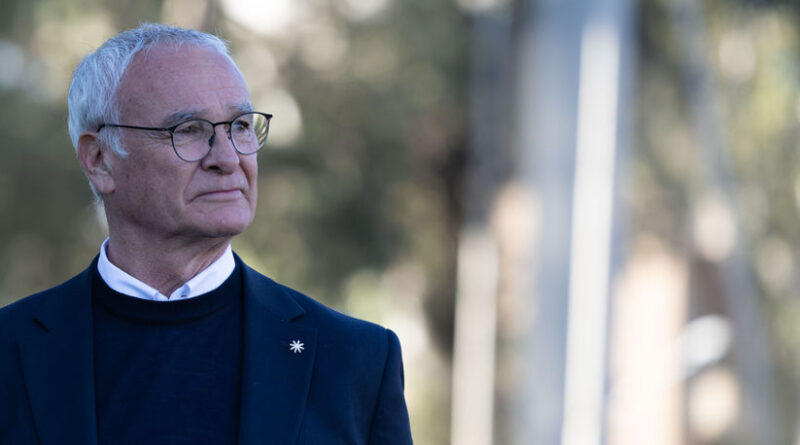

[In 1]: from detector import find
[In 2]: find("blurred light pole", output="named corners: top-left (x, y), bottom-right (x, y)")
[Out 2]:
top-left (507, 0), bottom-right (634, 443)
top-left (450, 1), bottom-right (513, 444)
top-left (451, 0), bottom-right (634, 444)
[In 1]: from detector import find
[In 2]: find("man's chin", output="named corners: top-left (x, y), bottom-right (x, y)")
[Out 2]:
top-left (195, 207), bottom-right (254, 236)
top-left (184, 218), bottom-right (252, 241)
top-left (201, 221), bottom-right (252, 239)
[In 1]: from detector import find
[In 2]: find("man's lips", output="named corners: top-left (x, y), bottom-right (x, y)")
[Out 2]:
top-left (195, 188), bottom-right (245, 200)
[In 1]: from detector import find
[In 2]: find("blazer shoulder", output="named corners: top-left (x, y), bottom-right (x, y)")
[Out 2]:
top-left (274, 284), bottom-right (408, 383)
top-left (0, 282), bottom-right (56, 357)
top-left (241, 259), bottom-right (403, 366)
top-left (239, 259), bottom-right (388, 337)
top-left (0, 287), bottom-right (52, 329)
top-left (277, 282), bottom-right (390, 337)
top-left (262, 275), bottom-right (399, 363)
top-left (0, 265), bottom-right (92, 332)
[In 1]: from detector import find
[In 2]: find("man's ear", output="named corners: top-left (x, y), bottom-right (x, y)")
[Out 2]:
top-left (77, 133), bottom-right (116, 195)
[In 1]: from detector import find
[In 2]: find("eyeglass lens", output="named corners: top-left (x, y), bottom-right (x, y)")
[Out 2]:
top-left (172, 112), bottom-right (270, 161)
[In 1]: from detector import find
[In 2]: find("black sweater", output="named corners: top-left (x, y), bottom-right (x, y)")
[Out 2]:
top-left (91, 264), bottom-right (243, 445)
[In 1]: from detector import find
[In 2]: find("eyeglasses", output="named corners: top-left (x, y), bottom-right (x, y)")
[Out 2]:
top-left (97, 111), bottom-right (273, 162)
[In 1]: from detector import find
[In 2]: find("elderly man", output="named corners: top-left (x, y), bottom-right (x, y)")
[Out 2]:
top-left (0, 23), bottom-right (412, 445)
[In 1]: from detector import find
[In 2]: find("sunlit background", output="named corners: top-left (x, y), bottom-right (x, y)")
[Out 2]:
top-left (2, 0), bottom-right (799, 444)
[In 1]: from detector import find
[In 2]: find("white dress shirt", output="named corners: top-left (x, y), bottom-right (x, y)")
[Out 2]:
top-left (97, 238), bottom-right (236, 301)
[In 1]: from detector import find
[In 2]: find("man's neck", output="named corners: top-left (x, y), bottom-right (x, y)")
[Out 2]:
top-left (104, 233), bottom-right (232, 297)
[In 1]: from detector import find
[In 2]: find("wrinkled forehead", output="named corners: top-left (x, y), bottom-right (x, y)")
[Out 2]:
top-left (116, 43), bottom-right (250, 122)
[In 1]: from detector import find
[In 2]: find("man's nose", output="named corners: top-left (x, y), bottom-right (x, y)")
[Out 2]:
top-left (207, 123), bottom-right (233, 149)
top-left (201, 124), bottom-right (240, 170)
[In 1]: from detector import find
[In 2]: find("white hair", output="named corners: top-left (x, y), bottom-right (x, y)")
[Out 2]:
top-left (67, 23), bottom-right (236, 156)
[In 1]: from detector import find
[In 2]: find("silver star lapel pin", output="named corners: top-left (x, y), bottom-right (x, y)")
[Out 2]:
top-left (289, 339), bottom-right (305, 354)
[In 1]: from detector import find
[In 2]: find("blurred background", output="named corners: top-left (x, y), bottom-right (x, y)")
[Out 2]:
top-left (1, 0), bottom-right (799, 443)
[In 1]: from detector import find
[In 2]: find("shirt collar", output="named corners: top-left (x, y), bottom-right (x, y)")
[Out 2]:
top-left (96, 238), bottom-right (236, 302)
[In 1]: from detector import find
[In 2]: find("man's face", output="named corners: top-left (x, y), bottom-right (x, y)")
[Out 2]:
top-left (104, 44), bottom-right (258, 243)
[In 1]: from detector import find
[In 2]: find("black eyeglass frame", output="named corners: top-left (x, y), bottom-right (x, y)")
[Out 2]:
top-left (96, 111), bottom-right (273, 162)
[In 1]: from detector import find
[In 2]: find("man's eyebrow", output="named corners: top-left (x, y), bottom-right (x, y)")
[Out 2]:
top-left (231, 103), bottom-right (254, 114)
top-left (160, 110), bottom-right (205, 127)
top-left (160, 104), bottom-right (254, 127)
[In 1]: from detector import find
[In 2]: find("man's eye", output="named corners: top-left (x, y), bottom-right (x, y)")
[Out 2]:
top-left (232, 118), bottom-right (253, 132)
top-left (175, 121), bottom-right (205, 135)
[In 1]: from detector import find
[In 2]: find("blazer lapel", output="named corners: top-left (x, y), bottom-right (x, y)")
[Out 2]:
top-left (238, 264), bottom-right (317, 445)
top-left (18, 266), bottom-right (98, 445)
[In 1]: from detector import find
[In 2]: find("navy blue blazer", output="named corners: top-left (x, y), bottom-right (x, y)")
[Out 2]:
top-left (0, 257), bottom-right (413, 444)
